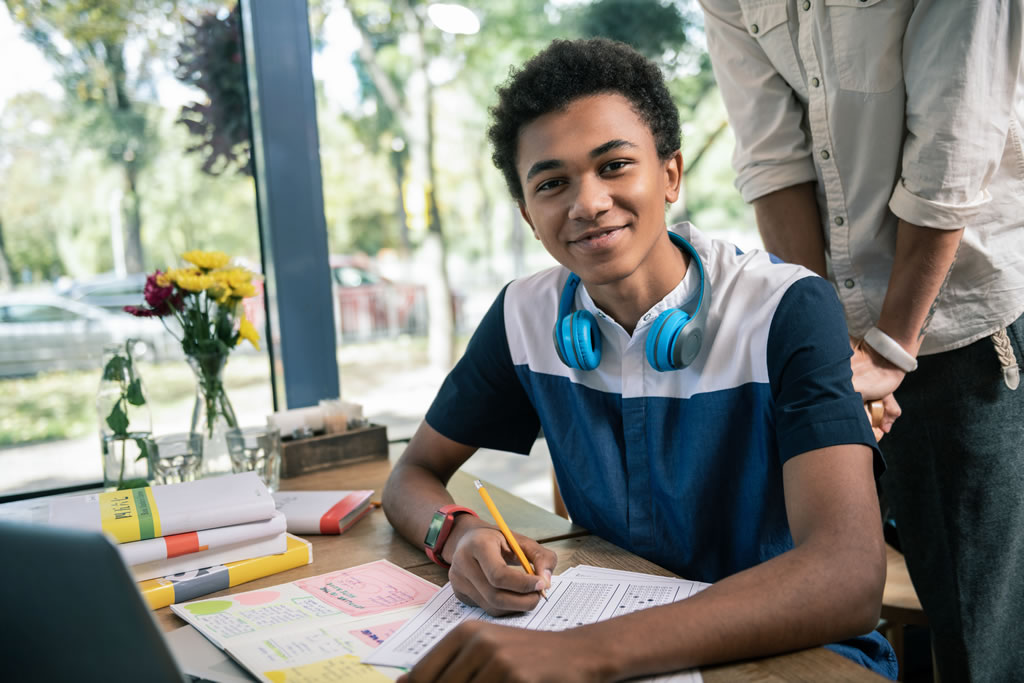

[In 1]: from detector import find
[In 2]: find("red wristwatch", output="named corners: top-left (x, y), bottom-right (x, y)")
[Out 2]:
top-left (424, 504), bottom-right (478, 568)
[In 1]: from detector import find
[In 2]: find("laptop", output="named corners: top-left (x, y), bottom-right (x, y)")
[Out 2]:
top-left (0, 520), bottom-right (210, 682)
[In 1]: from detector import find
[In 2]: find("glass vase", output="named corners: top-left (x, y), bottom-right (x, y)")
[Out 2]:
top-left (96, 341), bottom-right (153, 490)
top-left (187, 351), bottom-right (239, 477)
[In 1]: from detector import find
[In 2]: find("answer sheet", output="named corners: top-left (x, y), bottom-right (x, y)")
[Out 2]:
top-left (365, 565), bottom-right (709, 682)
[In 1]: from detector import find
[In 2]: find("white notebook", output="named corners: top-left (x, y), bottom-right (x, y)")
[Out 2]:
top-left (48, 472), bottom-right (276, 543)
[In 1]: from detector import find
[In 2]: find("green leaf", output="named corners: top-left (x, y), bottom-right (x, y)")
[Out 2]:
top-left (134, 437), bottom-right (149, 462)
top-left (102, 355), bottom-right (129, 381)
top-left (126, 378), bottom-right (146, 406)
top-left (121, 478), bottom-right (149, 490)
top-left (106, 402), bottom-right (130, 435)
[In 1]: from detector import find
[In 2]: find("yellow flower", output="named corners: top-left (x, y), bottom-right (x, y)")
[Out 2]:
top-left (175, 272), bottom-right (218, 292)
top-left (237, 315), bottom-right (260, 350)
top-left (231, 281), bottom-right (257, 299)
top-left (182, 250), bottom-right (230, 271)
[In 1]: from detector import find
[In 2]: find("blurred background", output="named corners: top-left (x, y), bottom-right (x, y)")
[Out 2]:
top-left (0, 0), bottom-right (760, 501)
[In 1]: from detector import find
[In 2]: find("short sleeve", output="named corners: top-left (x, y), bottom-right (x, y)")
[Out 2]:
top-left (425, 286), bottom-right (541, 454)
top-left (766, 276), bottom-right (882, 471)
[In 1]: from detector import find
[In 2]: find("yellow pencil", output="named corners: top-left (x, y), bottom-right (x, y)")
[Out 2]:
top-left (474, 479), bottom-right (548, 600)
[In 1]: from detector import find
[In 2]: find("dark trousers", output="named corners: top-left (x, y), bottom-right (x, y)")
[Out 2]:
top-left (881, 312), bottom-right (1024, 682)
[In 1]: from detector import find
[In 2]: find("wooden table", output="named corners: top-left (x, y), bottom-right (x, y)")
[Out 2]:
top-left (154, 458), bottom-right (585, 632)
top-left (154, 461), bottom-right (886, 681)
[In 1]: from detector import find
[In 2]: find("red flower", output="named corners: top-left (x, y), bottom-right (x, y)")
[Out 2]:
top-left (124, 271), bottom-right (184, 318)
top-left (123, 304), bottom-right (158, 317)
top-left (146, 271), bottom-right (185, 316)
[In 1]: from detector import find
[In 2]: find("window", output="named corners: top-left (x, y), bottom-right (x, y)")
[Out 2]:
top-left (0, 2), bottom-right (273, 498)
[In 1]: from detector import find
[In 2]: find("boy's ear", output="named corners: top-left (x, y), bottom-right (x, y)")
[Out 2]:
top-left (518, 201), bottom-right (540, 240)
top-left (663, 150), bottom-right (684, 204)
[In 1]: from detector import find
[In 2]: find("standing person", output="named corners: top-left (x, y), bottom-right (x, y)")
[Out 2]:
top-left (382, 38), bottom-right (897, 681)
top-left (699, 1), bottom-right (1024, 680)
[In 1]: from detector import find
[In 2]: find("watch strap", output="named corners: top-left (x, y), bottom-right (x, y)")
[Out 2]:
top-left (424, 505), bottom-right (478, 568)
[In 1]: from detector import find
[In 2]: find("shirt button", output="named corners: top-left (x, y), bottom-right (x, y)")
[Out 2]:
top-left (750, 23), bottom-right (759, 34)
top-left (811, 77), bottom-right (820, 87)
top-left (835, 216), bottom-right (845, 226)
top-left (802, 0), bottom-right (811, 9)
top-left (844, 279), bottom-right (855, 289)
top-left (820, 149), bottom-right (831, 160)
top-left (642, 313), bottom-right (651, 322)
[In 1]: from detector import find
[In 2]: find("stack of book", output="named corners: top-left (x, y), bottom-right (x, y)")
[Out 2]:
top-left (47, 472), bottom-right (314, 609)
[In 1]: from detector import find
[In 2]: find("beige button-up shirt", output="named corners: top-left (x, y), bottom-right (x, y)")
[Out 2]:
top-left (700, 0), bottom-right (1024, 355)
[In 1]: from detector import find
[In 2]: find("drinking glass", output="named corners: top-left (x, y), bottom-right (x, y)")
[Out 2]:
top-left (225, 426), bottom-right (282, 493)
top-left (146, 432), bottom-right (203, 485)
top-left (319, 398), bottom-right (348, 434)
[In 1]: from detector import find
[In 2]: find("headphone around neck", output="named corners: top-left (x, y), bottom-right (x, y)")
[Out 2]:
top-left (552, 231), bottom-right (711, 372)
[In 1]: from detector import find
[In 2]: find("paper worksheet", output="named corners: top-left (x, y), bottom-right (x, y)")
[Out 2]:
top-left (365, 567), bottom-right (710, 682)
top-left (171, 559), bottom-right (439, 682)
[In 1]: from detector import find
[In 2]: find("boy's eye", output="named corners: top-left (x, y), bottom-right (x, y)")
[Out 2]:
top-left (536, 178), bottom-right (564, 192)
top-left (602, 160), bottom-right (630, 173)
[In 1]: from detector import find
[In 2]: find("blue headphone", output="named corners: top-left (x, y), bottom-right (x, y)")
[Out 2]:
top-left (552, 231), bottom-right (710, 372)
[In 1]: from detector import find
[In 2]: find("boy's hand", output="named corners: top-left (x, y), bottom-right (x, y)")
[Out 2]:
top-left (397, 621), bottom-right (603, 683)
top-left (447, 524), bottom-right (556, 616)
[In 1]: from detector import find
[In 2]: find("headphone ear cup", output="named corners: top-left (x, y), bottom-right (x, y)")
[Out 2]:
top-left (646, 309), bottom-right (691, 372)
top-left (569, 310), bottom-right (601, 370)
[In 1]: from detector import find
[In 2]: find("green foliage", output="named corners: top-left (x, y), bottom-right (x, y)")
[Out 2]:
top-left (101, 340), bottom-right (146, 439)
top-left (134, 436), bottom-right (149, 462)
top-left (175, 3), bottom-right (252, 175)
top-left (577, 0), bottom-right (687, 59)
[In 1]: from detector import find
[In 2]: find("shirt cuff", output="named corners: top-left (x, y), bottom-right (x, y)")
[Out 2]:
top-left (888, 181), bottom-right (991, 230)
top-left (736, 158), bottom-right (818, 204)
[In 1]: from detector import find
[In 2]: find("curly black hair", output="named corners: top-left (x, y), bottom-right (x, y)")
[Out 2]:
top-left (487, 38), bottom-right (682, 202)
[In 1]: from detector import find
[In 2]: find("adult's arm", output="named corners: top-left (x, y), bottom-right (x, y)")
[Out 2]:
top-left (401, 443), bottom-right (884, 682)
top-left (698, 0), bottom-right (816, 205)
top-left (855, 0), bottom-right (1020, 397)
top-left (752, 182), bottom-right (826, 277)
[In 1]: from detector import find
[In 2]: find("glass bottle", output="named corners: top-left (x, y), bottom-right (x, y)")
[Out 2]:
top-left (96, 341), bottom-right (153, 490)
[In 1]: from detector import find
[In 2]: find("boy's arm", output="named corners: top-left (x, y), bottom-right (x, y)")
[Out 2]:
top-left (401, 442), bottom-right (884, 682)
top-left (383, 421), bottom-right (557, 615)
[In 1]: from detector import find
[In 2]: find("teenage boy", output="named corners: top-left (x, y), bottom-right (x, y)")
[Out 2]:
top-left (383, 38), bottom-right (896, 681)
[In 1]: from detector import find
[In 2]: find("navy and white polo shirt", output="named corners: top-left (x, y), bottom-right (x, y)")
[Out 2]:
top-left (427, 222), bottom-right (880, 583)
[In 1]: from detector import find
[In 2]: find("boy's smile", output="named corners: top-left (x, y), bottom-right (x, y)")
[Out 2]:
top-left (515, 93), bottom-right (685, 330)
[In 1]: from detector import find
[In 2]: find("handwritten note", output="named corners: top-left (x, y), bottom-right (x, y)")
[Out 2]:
top-left (295, 560), bottom-right (439, 617)
top-left (264, 655), bottom-right (391, 683)
top-left (171, 560), bottom-right (439, 651)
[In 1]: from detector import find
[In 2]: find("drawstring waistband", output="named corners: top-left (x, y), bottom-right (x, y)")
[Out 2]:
top-left (992, 327), bottom-right (1020, 390)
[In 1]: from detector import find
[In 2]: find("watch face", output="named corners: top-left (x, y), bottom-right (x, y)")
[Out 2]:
top-left (424, 513), bottom-right (446, 547)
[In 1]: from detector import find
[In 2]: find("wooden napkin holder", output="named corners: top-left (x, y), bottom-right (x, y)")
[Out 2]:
top-left (280, 424), bottom-right (389, 479)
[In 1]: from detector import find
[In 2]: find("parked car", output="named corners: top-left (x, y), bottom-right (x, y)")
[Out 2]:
top-left (329, 255), bottom-right (429, 341)
top-left (0, 293), bottom-right (178, 378)
top-left (56, 272), bottom-right (148, 313)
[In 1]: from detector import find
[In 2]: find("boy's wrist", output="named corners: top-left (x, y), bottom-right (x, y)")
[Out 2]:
top-left (441, 513), bottom-right (489, 566)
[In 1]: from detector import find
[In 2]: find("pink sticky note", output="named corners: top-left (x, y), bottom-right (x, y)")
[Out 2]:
top-left (295, 560), bottom-right (439, 617)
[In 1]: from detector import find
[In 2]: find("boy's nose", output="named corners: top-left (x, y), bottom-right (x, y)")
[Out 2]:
top-left (567, 176), bottom-right (613, 221)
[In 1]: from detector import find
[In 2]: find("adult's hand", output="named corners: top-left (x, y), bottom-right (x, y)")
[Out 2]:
top-left (398, 621), bottom-right (602, 683)
top-left (851, 338), bottom-right (903, 439)
top-left (447, 525), bottom-right (556, 617)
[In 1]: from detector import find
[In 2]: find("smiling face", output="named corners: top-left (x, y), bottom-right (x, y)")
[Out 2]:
top-left (516, 93), bottom-right (684, 301)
